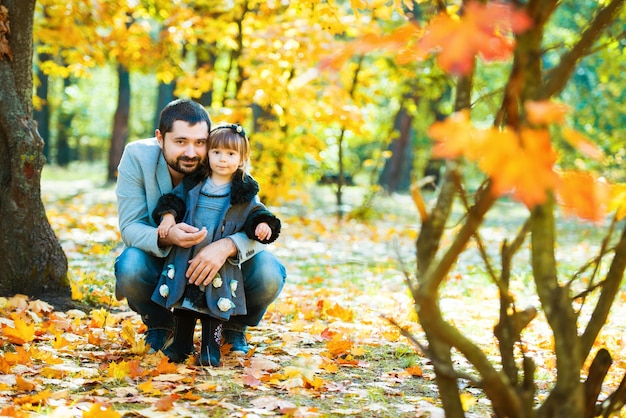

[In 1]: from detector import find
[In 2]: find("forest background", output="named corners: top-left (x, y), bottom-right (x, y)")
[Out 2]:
top-left (0, 0), bottom-right (625, 416)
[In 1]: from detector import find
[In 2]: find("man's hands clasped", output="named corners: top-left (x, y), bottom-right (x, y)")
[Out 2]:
top-left (157, 223), bottom-right (237, 287)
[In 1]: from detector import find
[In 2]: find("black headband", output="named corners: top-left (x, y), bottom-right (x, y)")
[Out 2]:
top-left (210, 124), bottom-right (247, 139)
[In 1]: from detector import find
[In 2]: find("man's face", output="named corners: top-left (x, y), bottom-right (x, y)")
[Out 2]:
top-left (157, 120), bottom-right (209, 179)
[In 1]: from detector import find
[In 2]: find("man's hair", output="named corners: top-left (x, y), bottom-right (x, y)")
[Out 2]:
top-left (158, 99), bottom-right (212, 134)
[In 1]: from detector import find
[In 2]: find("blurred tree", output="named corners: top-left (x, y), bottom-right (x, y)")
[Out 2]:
top-left (0, 0), bottom-right (69, 298)
top-left (357, 0), bottom-right (626, 416)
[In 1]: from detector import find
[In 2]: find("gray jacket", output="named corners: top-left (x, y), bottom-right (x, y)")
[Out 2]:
top-left (115, 137), bottom-right (265, 260)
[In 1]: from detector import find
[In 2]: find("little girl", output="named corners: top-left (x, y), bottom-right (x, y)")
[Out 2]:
top-left (151, 123), bottom-right (281, 366)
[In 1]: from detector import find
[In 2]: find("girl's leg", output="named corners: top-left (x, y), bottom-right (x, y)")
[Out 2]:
top-left (162, 309), bottom-right (197, 363)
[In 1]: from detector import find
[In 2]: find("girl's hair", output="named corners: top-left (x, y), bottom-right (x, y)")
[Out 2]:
top-left (208, 123), bottom-right (251, 177)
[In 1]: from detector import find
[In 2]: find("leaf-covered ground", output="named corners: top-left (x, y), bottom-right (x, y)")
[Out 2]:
top-left (2, 172), bottom-right (626, 417)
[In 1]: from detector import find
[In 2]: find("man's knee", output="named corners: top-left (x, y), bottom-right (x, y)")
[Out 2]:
top-left (115, 247), bottom-right (162, 299)
top-left (242, 252), bottom-right (286, 302)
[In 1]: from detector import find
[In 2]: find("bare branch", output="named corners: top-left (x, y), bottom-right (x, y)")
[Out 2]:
top-left (542, 0), bottom-right (625, 98)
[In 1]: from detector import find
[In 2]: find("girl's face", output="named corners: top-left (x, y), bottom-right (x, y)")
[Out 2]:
top-left (208, 147), bottom-right (242, 184)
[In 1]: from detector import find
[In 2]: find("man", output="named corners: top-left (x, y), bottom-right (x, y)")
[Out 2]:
top-left (114, 99), bottom-right (286, 355)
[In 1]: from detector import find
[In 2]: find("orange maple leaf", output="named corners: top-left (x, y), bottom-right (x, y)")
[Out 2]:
top-left (556, 171), bottom-right (609, 222)
top-left (15, 375), bottom-right (37, 391)
top-left (326, 335), bottom-right (354, 357)
top-left (2, 315), bottom-right (35, 345)
top-left (0, 356), bottom-right (10, 373)
top-left (562, 127), bottom-right (604, 161)
top-left (128, 359), bottom-right (147, 378)
top-left (4, 345), bottom-right (32, 365)
top-left (419, 1), bottom-right (531, 74)
top-left (429, 109), bottom-right (483, 160)
top-left (155, 356), bottom-right (178, 374)
top-left (479, 128), bottom-right (558, 208)
top-left (406, 364), bottom-right (423, 377)
top-left (525, 100), bottom-right (569, 125)
top-left (154, 393), bottom-right (180, 411)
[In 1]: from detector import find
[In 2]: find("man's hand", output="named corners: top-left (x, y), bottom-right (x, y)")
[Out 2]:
top-left (158, 223), bottom-right (207, 249)
top-left (186, 238), bottom-right (237, 286)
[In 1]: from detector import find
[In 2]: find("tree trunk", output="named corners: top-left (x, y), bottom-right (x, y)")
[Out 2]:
top-left (0, 0), bottom-right (69, 298)
top-left (56, 75), bottom-right (75, 166)
top-left (107, 64), bottom-right (130, 182)
top-left (154, 81), bottom-right (176, 129)
top-left (379, 105), bottom-right (413, 193)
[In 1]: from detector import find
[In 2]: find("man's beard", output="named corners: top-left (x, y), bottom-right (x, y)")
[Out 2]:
top-left (165, 155), bottom-right (206, 175)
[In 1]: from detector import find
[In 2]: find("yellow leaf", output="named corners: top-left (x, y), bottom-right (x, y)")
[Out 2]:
top-left (325, 303), bottom-right (354, 322)
top-left (51, 333), bottom-right (70, 349)
top-left (83, 403), bottom-right (122, 418)
top-left (2, 315), bottom-right (35, 345)
top-left (90, 308), bottom-right (109, 328)
top-left (350, 345), bottom-right (366, 357)
top-left (460, 393), bottom-right (477, 411)
top-left (120, 320), bottom-right (137, 343)
top-left (107, 361), bottom-right (130, 380)
top-left (609, 184), bottom-right (626, 220)
top-left (138, 379), bottom-right (157, 394)
top-left (13, 389), bottom-right (51, 406)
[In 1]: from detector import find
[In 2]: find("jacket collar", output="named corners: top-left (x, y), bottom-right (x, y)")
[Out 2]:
top-left (183, 168), bottom-right (259, 205)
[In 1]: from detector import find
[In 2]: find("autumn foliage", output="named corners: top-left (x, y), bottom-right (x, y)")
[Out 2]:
top-left (0, 0), bottom-right (622, 416)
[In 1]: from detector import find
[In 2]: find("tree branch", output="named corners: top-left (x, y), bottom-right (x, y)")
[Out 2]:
top-left (581, 217), bottom-right (626, 357)
top-left (542, 0), bottom-right (625, 98)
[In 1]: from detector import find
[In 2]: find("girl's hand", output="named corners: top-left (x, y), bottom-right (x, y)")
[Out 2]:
top-left (255, 222), bottom-right (272, 241)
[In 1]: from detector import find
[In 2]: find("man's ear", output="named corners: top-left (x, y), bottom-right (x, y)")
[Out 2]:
top-left (156, 129), bottom-right (164, 148)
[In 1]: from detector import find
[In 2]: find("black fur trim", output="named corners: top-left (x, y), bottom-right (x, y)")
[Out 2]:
top-left (244, 209), bottom-right (281, 244)
top-left (152, 193), bottom-right (187, 224)
top-left (230, 171), bottom-right (260, 205)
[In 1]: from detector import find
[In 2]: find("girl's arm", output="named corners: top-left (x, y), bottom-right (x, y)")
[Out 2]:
top-left (243, 208), bottom-right (281, 244)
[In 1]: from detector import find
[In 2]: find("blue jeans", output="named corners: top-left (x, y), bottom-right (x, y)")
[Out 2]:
top-left (114, 247), bottom-right (286, 332)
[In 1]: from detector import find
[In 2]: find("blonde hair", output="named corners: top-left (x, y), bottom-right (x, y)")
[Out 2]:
top-left (208, 123), bottom-right (251, 177)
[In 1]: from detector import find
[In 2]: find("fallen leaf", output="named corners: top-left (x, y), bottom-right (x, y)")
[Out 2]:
top-left (154, 393), bottom-right (180, 411)
top-left (2, 315), bottom-right (35, 345)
